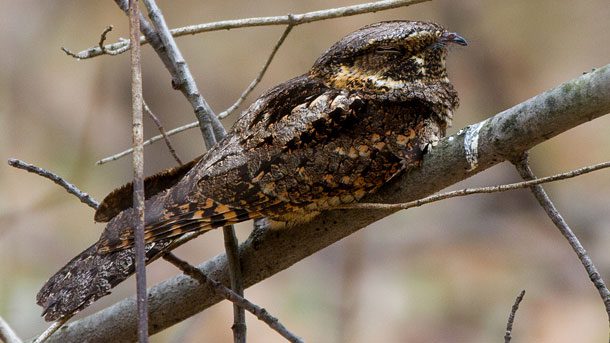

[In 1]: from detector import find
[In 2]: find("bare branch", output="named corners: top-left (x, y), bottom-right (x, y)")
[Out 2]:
top-left (513, 154), bottom-right (610, 323)
top-left (76, 0), bottom-right (431, 59)
top-left (336, 160), bottom-right (610, 211)
top-left (38, 62), bottom-right (610, 343)
top-left (96, 121), bottom-right (198, 165)
top-left (143, 101), bottom-right (183, 165)
top-left (163, 253), bottom-right (304, 343)
top-left (504, 290), bottom-right (525, 343)
top-left (0, 316), bottom-right (22, 343)
top-left (218, 22), bottom-right (294, 119)
top-left (128, 1), bottom-right (149, 341)
top-left (7, 159), bottom-right (99, 209)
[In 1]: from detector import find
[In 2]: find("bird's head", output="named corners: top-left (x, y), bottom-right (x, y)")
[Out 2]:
top-left (310, 21), bottom-right (467, 123)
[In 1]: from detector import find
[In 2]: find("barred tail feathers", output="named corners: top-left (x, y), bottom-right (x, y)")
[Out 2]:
top-left (37, 199), bottom-right (261, 321)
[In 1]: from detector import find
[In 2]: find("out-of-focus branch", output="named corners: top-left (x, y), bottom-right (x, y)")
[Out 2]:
top-left (503, 290), bottom-right (525, 343)
top-left (513, 154), bottom-right (610, 324)
top-left (72, 0), bottom-right (430, 59)
top-left (39, 63), bottom-right (610, 343)
top-left (0, 316), bottom-right (22, 343)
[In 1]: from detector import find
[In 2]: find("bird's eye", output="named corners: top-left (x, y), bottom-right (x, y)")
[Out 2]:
top-left (374, 46), bottom-right (403, 55)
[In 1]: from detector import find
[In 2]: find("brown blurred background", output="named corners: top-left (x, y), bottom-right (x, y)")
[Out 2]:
top-left (1, 1), bottom-right (609, 342)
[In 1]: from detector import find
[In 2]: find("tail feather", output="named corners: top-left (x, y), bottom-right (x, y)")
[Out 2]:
top-left (36, 238), bottom-right (174, 322)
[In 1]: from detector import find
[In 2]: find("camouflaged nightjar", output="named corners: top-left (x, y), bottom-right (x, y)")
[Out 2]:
top-left (37, 20), bottom-right (466, 321)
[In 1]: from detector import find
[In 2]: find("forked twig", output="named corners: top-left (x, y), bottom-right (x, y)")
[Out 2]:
top-left (61, 26), bottom-right (125, 59)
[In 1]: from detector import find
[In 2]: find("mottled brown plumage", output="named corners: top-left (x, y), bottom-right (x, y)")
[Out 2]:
top-left (37, 20), bottom-right (466, 321)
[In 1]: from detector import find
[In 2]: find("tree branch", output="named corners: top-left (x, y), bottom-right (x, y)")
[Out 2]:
top-left (37, 62), bottom-right (610, 342)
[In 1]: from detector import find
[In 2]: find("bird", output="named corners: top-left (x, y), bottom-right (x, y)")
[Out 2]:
top-left (37, 20), bottom-right (467, 322)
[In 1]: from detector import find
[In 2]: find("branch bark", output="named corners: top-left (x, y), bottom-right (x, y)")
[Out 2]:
top-left (37, 64), bottom-right (610, 342)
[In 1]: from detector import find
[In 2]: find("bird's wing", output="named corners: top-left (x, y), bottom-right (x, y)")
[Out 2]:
top-left (96, 74), bottom-right (365, 253)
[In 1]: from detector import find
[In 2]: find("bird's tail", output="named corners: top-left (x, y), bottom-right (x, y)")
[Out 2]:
top-left (36, 237), bottom-right (179, 322)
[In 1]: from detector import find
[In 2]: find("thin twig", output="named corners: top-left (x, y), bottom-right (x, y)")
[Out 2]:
top-left (96, 121), bottom-right (198, 165)
top-left (32, 317), bottom-right (71, 343)
top-left (143, 101), bottom-right (183, 165)
top-left (61, 26), bottom-right (124, 59)
top-left (0, 316), bottom-right (22, 343)
top-left (74, 0), bottom-right (430, 59)
top-left (504, 290), bottom-right (525, 343)
top-left (217, 21), bottom-right (294, 119)
top-left (162, 252), bottom-right (304, 343)
top-left (336, 160), bottom-right (610, 211)
top-left (7, 159), bottom-right (99, 209)
top-left (128, 1), bottom-right (149, 341)
top-left (512, 154), bottom-right (610, 324)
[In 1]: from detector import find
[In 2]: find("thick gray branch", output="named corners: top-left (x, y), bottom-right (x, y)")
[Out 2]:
top-left (39, 64), bottom-right (610, 342)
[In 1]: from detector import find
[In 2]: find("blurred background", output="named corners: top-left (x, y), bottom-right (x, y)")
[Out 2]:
top-left (1, 1), bottom-right (609, 342)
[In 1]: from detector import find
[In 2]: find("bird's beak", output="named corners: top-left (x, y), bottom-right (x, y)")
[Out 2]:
top-left (440, 31), bottom-right (468, 46)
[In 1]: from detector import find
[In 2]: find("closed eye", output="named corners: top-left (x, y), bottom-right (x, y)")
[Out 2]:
top-left (374, 46), bottom-right (403, 55)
